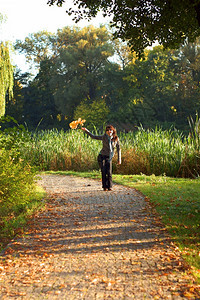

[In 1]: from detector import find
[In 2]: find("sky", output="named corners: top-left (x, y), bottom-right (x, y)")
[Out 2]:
top-left (0, 0), bottom-right (108, 72)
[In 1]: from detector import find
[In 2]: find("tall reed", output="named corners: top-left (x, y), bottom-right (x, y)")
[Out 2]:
top-left (119, 126), bottom-right (187, 176)
top-left (18, 129), bottom-right (101, 171)
top-left (16, 126), bottom-right (200, 178)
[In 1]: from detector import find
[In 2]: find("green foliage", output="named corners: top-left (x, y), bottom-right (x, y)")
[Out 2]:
top-left (122, 46), bottom-right (177, 125)
top-left (22, 62), bottom-right (61, 130)
top-left (13, 121), bottom-right (200, 178)
top-left (48, 0), bottom-right (200, 56)
top-left (0, 171), bottom-right (45, 250)
top-left (74, 99), bottom-right (109, 130)
top-left (0, 148), bottom-right (40, 250)
top-left (0, 149), bottom-right (36, 217)
top-left (5, 71), bottom-right (24, 124)
top-left (0, 115), bottom-right (31, 158)
top-left (14, 25), bottom-right (114, 122)
top-left (0, 119), bottom-right (43, 247)
top-left (111, 42), bottom-right (200, 130)
top-left (14, 30), bottom-right (54, 66)
top-left (51, 25), bottom-right (114, 119)
top-left (0, 42), bottom-right (14, 117)
top-left (12, 27), bottom-right (200, 132)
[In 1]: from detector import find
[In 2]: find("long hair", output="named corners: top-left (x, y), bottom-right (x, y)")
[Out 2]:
top-left (105, 125), bottom-right (118, 141)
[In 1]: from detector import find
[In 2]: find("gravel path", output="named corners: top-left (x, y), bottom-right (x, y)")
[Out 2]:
top-left (0, 174), bottom-right (198, 299)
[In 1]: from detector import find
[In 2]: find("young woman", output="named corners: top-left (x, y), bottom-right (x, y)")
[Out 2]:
top-left (81, 125), bottom-right (121, 191)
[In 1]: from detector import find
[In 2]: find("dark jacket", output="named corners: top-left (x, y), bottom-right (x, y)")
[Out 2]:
top-left (84, 129), bottom-right (121, 163)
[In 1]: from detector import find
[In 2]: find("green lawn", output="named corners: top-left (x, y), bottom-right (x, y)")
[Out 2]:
top-left (113, 174), bottom-right (200, 278)
top-left (46, 170), bottom-right (200, 282)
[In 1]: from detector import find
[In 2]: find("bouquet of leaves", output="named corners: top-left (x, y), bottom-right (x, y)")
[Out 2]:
top-left (69, 118), bottom-right (86, 129)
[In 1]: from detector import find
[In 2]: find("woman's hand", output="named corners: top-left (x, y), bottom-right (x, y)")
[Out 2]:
top-left (81, 127), bottom-right (86, 131)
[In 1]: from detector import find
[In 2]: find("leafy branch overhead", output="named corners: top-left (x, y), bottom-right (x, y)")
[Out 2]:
top-left (47, 0), bottom-right (200, 56)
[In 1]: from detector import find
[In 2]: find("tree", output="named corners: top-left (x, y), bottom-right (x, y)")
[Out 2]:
top-left (171, 38), bottom-right (200, 127)
top-left (5, 70), bottom-right (25, 124)
top-left (14, 31), bottom-right (55, 67)
top-left (14, 25), bottom-right (115, 124)
top-left (74, 98), bottom-right (109, 130)
top-left (0, 42), bottom-right (13, 117)
top-left (47, 0), bottom-right (200, 56)
top-left (20, 59), bottom-right (62, 130)
top-left (120, 46), bottom-right (179, 127)
top-left (0, 14), bottom-right (14, 117)
top-left (48, 25), bottom-right (114, 119)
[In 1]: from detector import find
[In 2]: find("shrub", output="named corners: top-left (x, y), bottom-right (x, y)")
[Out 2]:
top-left (0, 149), bottom-right (37, 219)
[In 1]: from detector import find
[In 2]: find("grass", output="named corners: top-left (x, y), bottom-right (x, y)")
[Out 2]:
top-left (16, 127), bottom-right (200, 177)
top-left (45, 170), bottom-right (200, 282)
top-left (0, 184), bottom-right (46, 252)
top-left (113, 174), bottom-right (200, 280)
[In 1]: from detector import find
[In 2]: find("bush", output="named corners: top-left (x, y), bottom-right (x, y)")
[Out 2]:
top-left (0, 149), bottom-right (37, 219)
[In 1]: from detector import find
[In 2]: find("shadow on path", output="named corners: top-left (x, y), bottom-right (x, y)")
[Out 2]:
top-left (0, 175), bottom-right (198, 300)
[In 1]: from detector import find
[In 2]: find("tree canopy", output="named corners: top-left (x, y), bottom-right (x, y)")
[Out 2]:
top-left (13, 26), bottom-right (114, 127)
top-left (11, 24), bottom-right (200, 131)
top-left (47, 0), bottom-right (200, 56)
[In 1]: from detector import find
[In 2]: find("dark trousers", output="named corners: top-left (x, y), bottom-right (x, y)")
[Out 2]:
top-left (98, 154), bottom-right (112, 189)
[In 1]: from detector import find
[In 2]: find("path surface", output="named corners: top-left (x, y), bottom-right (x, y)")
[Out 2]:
top-left (0, 174), bottom-right (198, 299)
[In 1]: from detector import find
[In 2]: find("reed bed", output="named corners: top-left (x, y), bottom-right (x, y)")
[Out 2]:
top-left (18, 129), bottom-right (101, 171)
top-left (17, 127), bottom-right (200, 178)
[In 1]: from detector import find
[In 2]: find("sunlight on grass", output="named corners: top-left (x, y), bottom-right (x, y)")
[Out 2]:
top-left (113, 174), bottom-right (200, 280)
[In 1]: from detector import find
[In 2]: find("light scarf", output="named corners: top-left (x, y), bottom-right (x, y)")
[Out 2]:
top-left (107, 134), bottom-right (114, 160)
